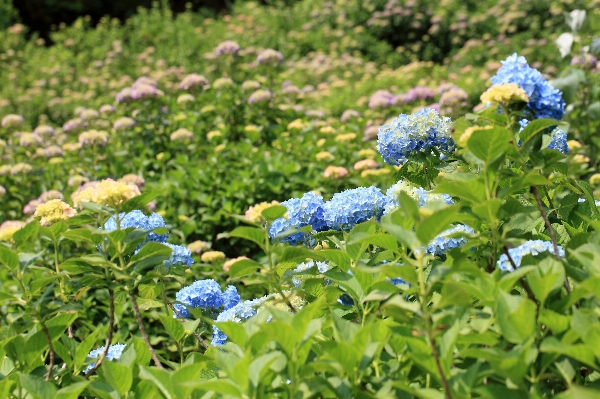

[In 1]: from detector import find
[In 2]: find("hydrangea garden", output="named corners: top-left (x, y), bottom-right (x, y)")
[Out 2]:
top-left (2, 0), bottom-right (600, 397)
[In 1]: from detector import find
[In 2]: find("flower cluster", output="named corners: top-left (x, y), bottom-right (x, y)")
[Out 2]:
top-left (269, 192), bottom-right (327, 245)
top-left (223, 256), bottom-right (248, 272)
top-left (179, 73), bottom-right (209, 90)
top-left (162, 243), bottom-right (194, 267)
top-left (34, 199), bottom-right (77, 226)
top-left (170, 128), bottom-right (194, 142)
top-left (377, 108), bottom-right (454, 165)
top-left (323, 165), bottom-right (348, 179)
top-left (78, 129), bottom-right (109, 147)
top-left (215, 40), bottom-right (240, 56)
top-left (497, 240), bottom-right (565, 271)
top-left (212, 293), bottom-right (304, 346)
top-left (187, 240), bottom-right (211, 254)
top-left (0, 220), bottom-right (25, 242)
top-left (480, 83), bottom-right (529, 105)
top-left (518, 119), bottom-right (569, 154)
top-left (84, 343), bottom-right (126, 374)
top-left (174, 279), bottom-right (240, 318)
top-left (248, 89), bottom-right (272, 104)
top-left (384, 179), bottom-right (453, 214)
top-left (323, 186), bottom-right (387, 231)
top-left (1, 114), bottom-right (23, 128)
top-left (201, 250), bottom-right (226, 263)
top-left (71, 178), bottom-right (141, 208)
top-left (490, 53), bottom-right (565, 120)
top-left (245, 200), bottom-right (281, 223)
top-left (368, 90), bottom-right (394, 109)
top-left (257, 49), bottom-right (284, 65)
top-left (425, 225), bottom-right (474, 255)
top-left (103, 210), bottom-right (168, 244)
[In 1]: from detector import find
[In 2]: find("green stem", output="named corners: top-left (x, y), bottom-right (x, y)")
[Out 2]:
top-left (85, 289), bottom-right (115, 376)
top-left (129, 291), bottom-right (164, 368)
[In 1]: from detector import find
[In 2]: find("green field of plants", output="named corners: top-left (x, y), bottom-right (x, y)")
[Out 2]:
top-left (2, 0), bottom-right (600, 397)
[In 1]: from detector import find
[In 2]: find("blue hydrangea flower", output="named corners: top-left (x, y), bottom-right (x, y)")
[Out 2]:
top-left (491, 53), bottom-right (565, 120)
top-left (269, 192), bottom-right (327, 246)
top-left (518, 119), bottom-right (568, 154)
top-left (425, 225), bottom-right (474, 256)
top-left (384, 179), bottom-right (453, 214)
top-left (175, 280), bottom-right (239, 319)
top-left (163, 243), bottom-right (194, 267)
top-left (211, 297), bottom-right (265, 346)
top-left (84, 343), bottom-right (127, 374)
top-left (323, 186), bottom-right (387, 231)
top-left (377, 108), bottom-right (454, 166)
top-left (222, 286), bottom-right (241, 310)
top-left (497, 240), bottom-right (565, 272)
top-left (292, 260), bottom-right (330, 287)
top-left (102, 210), bottom-right (169, 243)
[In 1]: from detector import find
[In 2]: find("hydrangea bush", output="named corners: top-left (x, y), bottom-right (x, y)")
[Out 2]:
top-left (1, 3), bottom-right (600, 399)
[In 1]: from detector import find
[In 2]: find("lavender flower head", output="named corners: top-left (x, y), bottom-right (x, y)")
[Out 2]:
top-left (269, 192), bottom-right (327, 246)
top-left (340, 109), bottom-right (361, 122)
top-left (116, 87), bottom-right (133, 104)
top-left (369, 90), bottom-right (395, 109)
top-left (130, 83), bottom-right (161, 101)
top-left (570, 54), bottom-right (597, 69)
top-left (33, 125), bottom-right (56, 138)
top-left (62, 117), bottom-right (88, 133)
top-left (404, 86), bottom-right (435, 103)
top-left (1, 114), bottom-right (23, 128)
top-left (439, 87), bottom-right (468, 108)
top-left (215, 40), bottom-right (241, 56)
top-left (179, 73), bottom-right (209, 91)
top-left (377, 108), bottom-right (454, 165)
top-left (257, 49), bottom-right (284, 65)
top-left (491, 53), bottom-right (565, 120)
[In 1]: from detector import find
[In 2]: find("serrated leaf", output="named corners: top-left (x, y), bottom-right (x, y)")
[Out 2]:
top-left (160, 316), bottom-right (185, 342)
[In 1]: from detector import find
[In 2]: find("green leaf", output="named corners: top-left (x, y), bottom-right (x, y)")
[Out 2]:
top-left (472, 199), bottom-right (502, 222)
top-left (139, 366), bottom-right (175, 399)
top-left (138, 284), bottom-right (163, 299)
top-left (554, 386), bottom-right (600, 399)
top-left (229, 259), bottom-right (262, 278)
top-left (588, 102), bottom-right (600, 120)
top-left (98, 360), bottom-right (133, 396)
top-left (55, 381), bottom-right (90, 399)
top-left (159, 316), bottom-right (185, 342)
top-left (0, 245), bottom-right (19, 271)
top-left (79, 202), bottom-right (114, 214)
top-left (19, 374), bottom-right (57, 399)
top-left (416, 205), bottom-right (461, 244)
top-left (433, 179), bottom-right (486, 204)
top-left (346, 233), bottom-right (398, 251)
top-left (62, 228), bottom-right (96, 244)
top-left (128, 242), bottom-right (172, 270)
top-left (325, 271), bottom-right (365, 302)
top-left (74, 328), bottom-right (101, 371)
top-left (120, 191), bottom-right (162, 213)
top-left (381, 215), bottom-right (420, 250)
top-left (12, 221), bottom-right (39, 247)
top-left (261, 205), bottom-right (287, 221)
top-left (316, 250), bottom-right (352, 272)
top-left (526, 258), bottom-right (565, 305)
top-left (346, 222), bottom-right (376, 261)
top-left (495, 291), bottom-right (536, 344)
top-left (467, 127), bottom-right (511, 164)
top-left (135, 298), bottom-right (165, 310)
top-left (519, 119), bottom-right (561, 156)
top-left (39, 220), bottom-right (68, 242)
top-left (219, 226), bottom-right (265, 249)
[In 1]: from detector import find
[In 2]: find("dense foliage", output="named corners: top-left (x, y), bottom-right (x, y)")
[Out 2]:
top-left (2, 1), bottom-right (600, 398)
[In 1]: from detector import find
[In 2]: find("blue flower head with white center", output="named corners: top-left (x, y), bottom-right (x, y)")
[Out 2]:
top-left (84, 343), bottom-right (127, 374)
top-left (377, 108), bottom-right (454, 166)
top-left (323, 186), bottom-right (387, 231)
top-left (174, 279), bottom-right (239, 318)
top-left (491, 53), bottom-right (565, 120)
top-left (497, 240), bottom-right (565, 272)
top-left (425, 225), bottom-right (474, 256)
top-left (384, 179), bottom-right (453, 214)
top-left (163, 243), bottom-right (194, 267)
top-left (518, 119), bottom-right (568, 154)
top-left (269, 192), bottom-right (327, 246)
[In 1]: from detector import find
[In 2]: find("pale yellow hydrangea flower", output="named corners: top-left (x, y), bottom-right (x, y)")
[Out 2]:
top-left (0, 221), bottom-right (25, 242)
top-left (315, 151), bottom-right (335, 162)
top-left (245, 200), bottom-right (281, 223)
top-left (358, 149), bottom-right (377, 159)
top-left (187, 240), bottom-right (211, 254)
top-left (72, 179), bottom-right (141, 208)
top-left (34, 199), bottom-right (77, 226)
top-left (480, 83), bottom-right (529, 105)
top-left (201, 251), bottom-right (226, 263)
